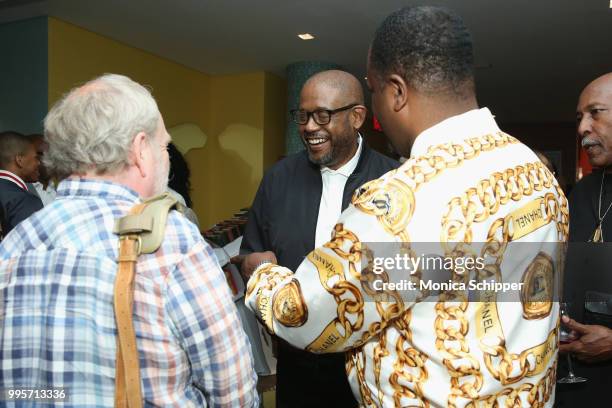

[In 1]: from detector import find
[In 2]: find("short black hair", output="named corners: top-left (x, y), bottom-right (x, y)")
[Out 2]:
top-left (0, 131), bottom-right (32, 168)
top-left (370, 6), bottom-right (474, 97)
top-left (28, 133), bottom-right (45, 143)
top-left (167, 143), bottom-right (193, 208)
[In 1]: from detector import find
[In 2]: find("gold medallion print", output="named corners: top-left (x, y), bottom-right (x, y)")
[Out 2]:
top-left (272, 279), bottom-right (308, 327)
top-left (353, 178), bottom-right (415, 241)
top-left (520, 252), bottom-right (554, 320)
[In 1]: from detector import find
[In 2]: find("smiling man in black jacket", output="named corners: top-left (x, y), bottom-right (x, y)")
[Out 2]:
top-left (240, 70), bottom-right (398, 408)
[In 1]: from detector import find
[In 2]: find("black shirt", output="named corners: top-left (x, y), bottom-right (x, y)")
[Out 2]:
top-left (0, 178), bottom-right (43, 235)
top-left (568, 169), bottom-right (612, 242)
top-left (556, 170), bottom-right (612, 407)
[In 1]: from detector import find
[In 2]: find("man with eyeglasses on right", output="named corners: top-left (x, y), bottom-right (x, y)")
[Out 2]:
top-left (240, 69), bottom-right (398, 407)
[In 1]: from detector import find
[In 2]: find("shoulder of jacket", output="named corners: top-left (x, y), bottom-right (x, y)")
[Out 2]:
top-left (569, 171), bottom-right (598, 200)
top-left (264, 150), bottom-right (312, 178)
top-left (361, 144), bottom-right (399, 170)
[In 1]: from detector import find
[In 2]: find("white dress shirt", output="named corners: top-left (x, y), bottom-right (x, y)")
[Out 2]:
top-left (315, 135), bottom-right (362, 247)
top-left (33, 182), bottom-right (57, 206)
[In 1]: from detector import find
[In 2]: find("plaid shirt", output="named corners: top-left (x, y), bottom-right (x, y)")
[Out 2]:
top-left (0, 178), bottom-right (258, 407)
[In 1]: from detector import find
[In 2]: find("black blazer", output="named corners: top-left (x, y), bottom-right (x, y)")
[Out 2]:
top-left (241, 142), bottom-right (399, 271)
top-left (0, 178), bottom-right (44, 235)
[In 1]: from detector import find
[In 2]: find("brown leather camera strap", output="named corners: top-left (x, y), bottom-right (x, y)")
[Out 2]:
top-left (114, 203), bottom-right (146, 408)
top-left (112, 193), bottom-right (178, 408)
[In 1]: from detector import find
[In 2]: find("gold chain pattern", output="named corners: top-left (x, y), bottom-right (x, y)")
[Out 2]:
top-left (313, 224), bottom-right (366, 351)
top-left (390, 309), bottom-right (430, 407)
top-left (353, 132), bottom-right (520, 242)
top-left (441, 161), bottom-right (569, 244)
top-left (468, 360), bottom-right (557, 408)
top-left (245, 263), bottom-right (290, 299)
top-left (346, 311), bottom-right (431, 408)
top-left (325, 224), bottom-right (366, 280)
top-left (354, 246), bottom-right (430, 407)
top-left (435, 161), bottom-right (567, 406)
top-left (347, 346), bottom-right (376, 407)
top-left (435, 300), bottom-right (483, 406)
top-left (347, 133), bottom-right (519, 407)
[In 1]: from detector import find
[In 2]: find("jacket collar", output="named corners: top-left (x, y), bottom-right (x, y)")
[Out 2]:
top-left (0, 169), bottom-right (28, 191)
top-left (411, 108), bottom-right (500, 158)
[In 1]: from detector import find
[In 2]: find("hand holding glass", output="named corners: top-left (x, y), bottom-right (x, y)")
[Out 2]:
top-left (557, 302), bottom-right (587, 384)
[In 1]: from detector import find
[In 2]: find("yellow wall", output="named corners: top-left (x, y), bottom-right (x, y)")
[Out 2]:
top-left (207, 72), bottom-right (265, 224)
top-left (47, 18), bottom-right (287, 229)
top-left (264, 72), bottom-right (288, 169)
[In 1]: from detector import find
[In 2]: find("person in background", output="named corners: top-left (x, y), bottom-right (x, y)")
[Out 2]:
top-left (0, 205), bottom-right (5, 241)
top-left (241, 69), bottom-right (398, 407)
top-left (0, 74), bottom-right (258, 407)
top-left (566, 73), bottom-right (612, 243)
top-left (27, 133), bottom-right (57, 205)
top-left (534, 149), bottom-right (566, 193)
top-left (534, 150), bottom-right (556, 175)
top-left (167, 142), bottom-right (200, 228)
top-left (0, 130), bottom-right (43, 234)
top-left (556, 72), bottom-right (612, 407)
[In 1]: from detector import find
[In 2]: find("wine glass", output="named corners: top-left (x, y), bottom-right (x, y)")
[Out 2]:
top-left (557, 302), bottom-right (587, 384)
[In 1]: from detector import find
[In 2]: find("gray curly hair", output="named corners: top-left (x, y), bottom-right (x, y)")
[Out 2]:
top-left (44, 74), bottom-right (160, 178)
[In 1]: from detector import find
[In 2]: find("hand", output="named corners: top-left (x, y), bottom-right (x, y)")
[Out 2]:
top-left (559, 315), bottom-right (612, 363)
top-left (240, 251), bottom-right (277, 279)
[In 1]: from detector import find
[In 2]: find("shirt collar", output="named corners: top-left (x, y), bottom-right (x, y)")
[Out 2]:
top-left (321, 134), bottom-right (363, 177)
top-left (56, 178), bottom-right (141, 203)
top-left (0, 169), bottom-right (28, 191)
top-left (410, 108), bottom-right (500, 158)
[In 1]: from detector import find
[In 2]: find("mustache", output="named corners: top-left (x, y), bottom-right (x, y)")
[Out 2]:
top-left (582, 136), bottom-right (601, 148)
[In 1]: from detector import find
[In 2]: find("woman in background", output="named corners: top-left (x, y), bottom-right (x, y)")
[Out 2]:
top-left (167, 143), bottom-right (200, 228)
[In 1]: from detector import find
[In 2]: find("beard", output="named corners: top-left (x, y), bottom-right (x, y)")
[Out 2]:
top-left (152, 150), bottom-right (170, 197)
top-left (307, 147), bottom-right (334, 167)
top-left (302, 131), bottom-right (332, 166)
top-left (302, 130), bottom-right (356, 168)
top-left (154, 164), bottom-right (169, 196)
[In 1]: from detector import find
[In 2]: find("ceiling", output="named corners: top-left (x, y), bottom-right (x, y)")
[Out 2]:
top-left (1, 0), bottom-right (611, 123)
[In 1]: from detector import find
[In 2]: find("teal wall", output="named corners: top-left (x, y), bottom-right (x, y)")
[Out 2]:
top-left (0, 17), bottom-right (48, 134)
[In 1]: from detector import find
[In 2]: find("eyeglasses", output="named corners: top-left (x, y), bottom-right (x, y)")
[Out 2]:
top-left (290, 103), bottom-right (360, 125)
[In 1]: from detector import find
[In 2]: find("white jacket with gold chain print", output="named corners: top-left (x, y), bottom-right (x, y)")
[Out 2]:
top-left (245, 108), bottom-right (568, 408)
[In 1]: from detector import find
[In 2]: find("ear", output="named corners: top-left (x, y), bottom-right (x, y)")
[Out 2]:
top-left (350, 105), bottom-right (367, 130)
top-left (14, 154), bottom-right (25, 168)
top-left (387, 74), bottom-right (409, 112)
top-left (130, 131), bottom-right (149, 178)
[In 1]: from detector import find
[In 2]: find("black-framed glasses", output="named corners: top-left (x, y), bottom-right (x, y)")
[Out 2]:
top-left (290, 103), bottom-right (360, 125)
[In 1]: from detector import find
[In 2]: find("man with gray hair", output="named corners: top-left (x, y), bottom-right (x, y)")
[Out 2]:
top-left (0, 74), bottom-right (258, 407)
